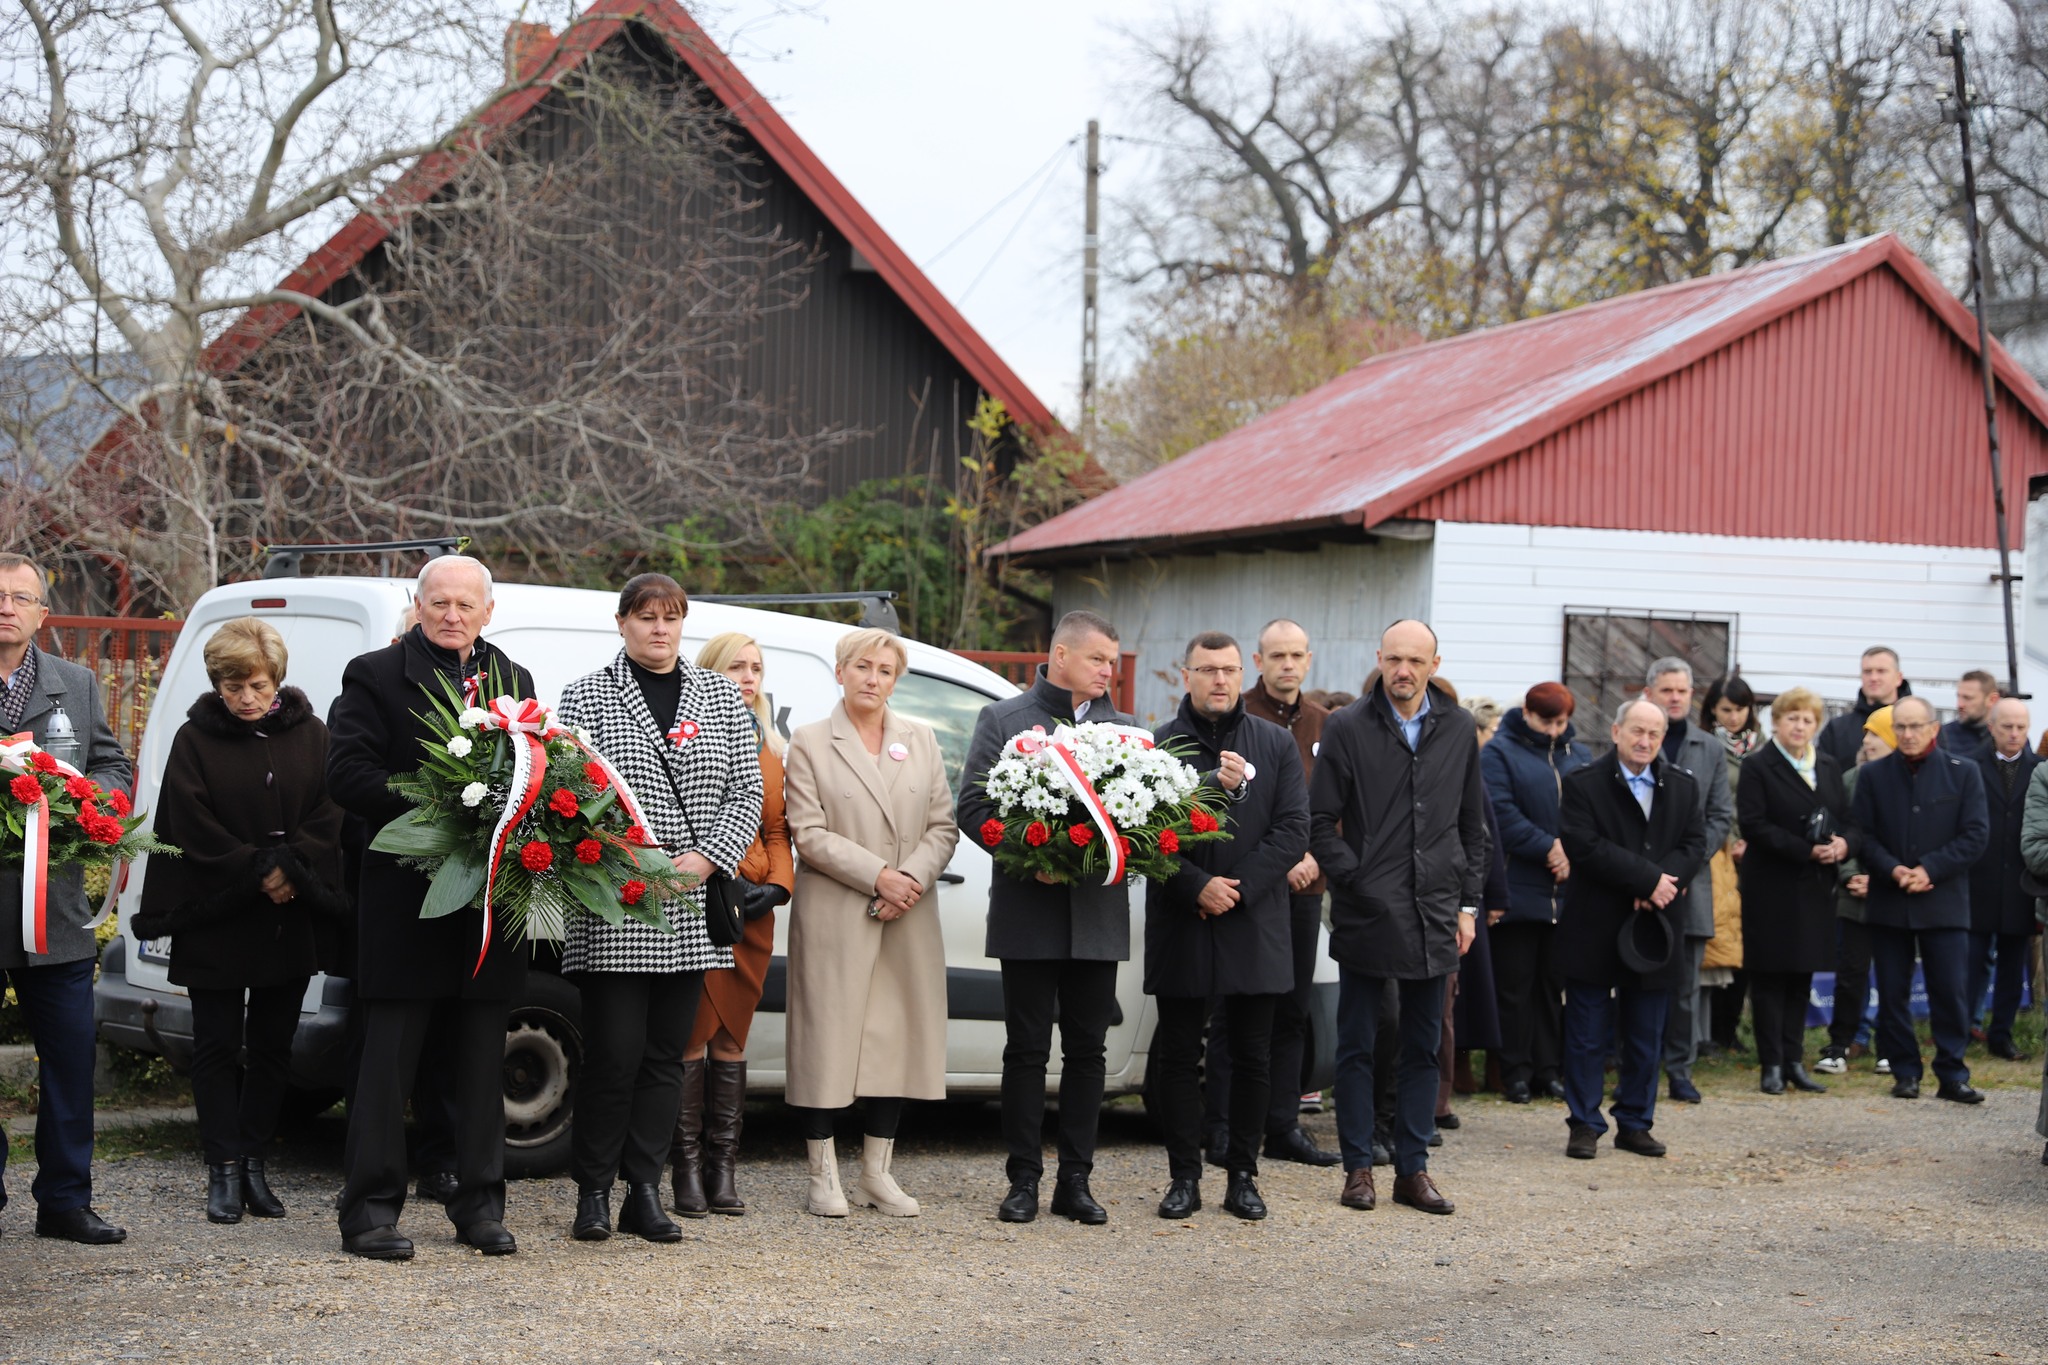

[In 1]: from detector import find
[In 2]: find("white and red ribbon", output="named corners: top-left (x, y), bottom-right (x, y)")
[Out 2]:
top-left (1, 732), bottom-right (86, 954)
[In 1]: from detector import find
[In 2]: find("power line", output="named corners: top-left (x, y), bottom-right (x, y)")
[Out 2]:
top-left (957, 148), bottom-right (1073, 305)
top-left (922, 136), bottom-right (1079, 270)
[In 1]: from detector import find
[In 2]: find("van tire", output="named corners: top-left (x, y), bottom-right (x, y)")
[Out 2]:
top-left (501, 971), bottom-right (582, 1179)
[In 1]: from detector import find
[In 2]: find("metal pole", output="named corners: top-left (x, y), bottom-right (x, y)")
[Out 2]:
top-left (1940, 27), bottom-right (2025, 697)
top-left (1081, 119), bottom-right (1100, 451)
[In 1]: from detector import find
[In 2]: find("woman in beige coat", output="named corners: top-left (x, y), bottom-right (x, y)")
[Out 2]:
top-left (783, 627), bottom-right (960, 1218)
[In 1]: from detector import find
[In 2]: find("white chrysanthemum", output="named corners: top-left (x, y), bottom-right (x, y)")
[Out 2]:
top-left (457, 707), bottom-right (490, 729)
top-left (460, 781), bottom-right (489, 808)
top-left (445, 736), bottom-right (473, 758)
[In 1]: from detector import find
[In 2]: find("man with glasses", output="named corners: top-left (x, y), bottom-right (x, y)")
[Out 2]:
top-left (1850, 695), bottom-right (1990, 1103)
top-left (0, 554), bottom-right (134, 1243)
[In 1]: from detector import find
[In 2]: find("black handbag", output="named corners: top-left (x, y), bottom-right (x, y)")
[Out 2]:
top-left (650, 731), bottom-right (746, 948)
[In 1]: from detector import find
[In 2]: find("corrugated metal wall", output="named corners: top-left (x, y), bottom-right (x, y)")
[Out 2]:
top-left (1401, 266), bottom-right (2048, 549)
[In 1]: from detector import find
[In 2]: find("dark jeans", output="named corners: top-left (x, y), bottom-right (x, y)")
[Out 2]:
top-left (1709, 971), bottom-right (1748, 1049)
top-left (571, 971), bottom-right (704, 1191)
top-left (1157, 992), bottom-right (1278, 1179)
top-left (188, 980), bottom-right (309, 1165)
top-left (338, 996), bottom-right (511, 1237)
top-left (1489, 921), bottom-right (1562, 1087)
top-left (1870, 924), bottom-right (1971, 1086)
top-left (999, 957), bottom-right (1120, 1184)
top-left (1203, 892), bottom-right (1322, 1137)
top-left (799, 1098), bottom-right (903, 1141)
top-left (0, 958), bottom-right (96, 1213)
top-left (1968, 931), bottom-right (2033, 1049)
top-left (1747, 970), bottom-right (1813, 1070)
top-left (1562, 980), bottom-right (1668, 1136)
top-left (1828, 918), bottom-right (1876, 1051)
top-left (1334, 969), bottom-right (1446, 1178)
top-left (1662, 936), bottom-right (1708, 1078)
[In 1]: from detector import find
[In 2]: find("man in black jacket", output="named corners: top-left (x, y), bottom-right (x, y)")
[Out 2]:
top-left (1818, 647), bottom-right (1909, 773)
top-left (1309, 620), bottom-right (1488, 1216)
top-left (1147, 631), bottom-right (1308, 1222)
top-left (326, 556), bottom-right (538, 1261)
top-left (1556, 700), bottom-right (1707, 1161)
top-left (1941, 670), bottom-right (2000, 760)
top-left (957, 610), bottom-right (1141, 1224)
top-left (1968, 699), bottom-right (2038, 1060)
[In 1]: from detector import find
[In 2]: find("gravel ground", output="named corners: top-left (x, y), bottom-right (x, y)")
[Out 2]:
top-left (3, 1073), bottom-right (2046, 1364)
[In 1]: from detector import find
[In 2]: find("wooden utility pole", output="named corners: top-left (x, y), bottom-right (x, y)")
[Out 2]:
top-left (1938, 27), bottom-right (2025, 698)
top-left (1080, 119), bottom-right (1101, 450)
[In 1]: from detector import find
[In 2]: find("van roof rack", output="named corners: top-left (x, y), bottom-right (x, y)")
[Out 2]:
top-left (695, 591), bottom-right (899, 633)
top-left (261, 538), bottom-right (469, 579)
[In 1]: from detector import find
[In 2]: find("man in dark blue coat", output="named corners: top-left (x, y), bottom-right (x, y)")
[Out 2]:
top-left (1967, 698), bottom-right (2039, 1060)
top-left (1146, 632), bottom-right (1308, 1222)
top-left (1851, 695), bottom-right (1990, 1102)
top-left (1940, 670), bottom-right (1999, 760)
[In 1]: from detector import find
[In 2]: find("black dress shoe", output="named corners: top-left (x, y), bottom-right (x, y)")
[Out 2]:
top-left (572, 1189), bottom-right (612, 1241)
top-left (1502, 1080), bottom-right (1532, 1104)
top-left (1157, 1177), bottom-right (1200, 1220)
top-left (1988, 1041), bottom-right (2027, 1062)
top-left (1759, 1066), bottom-right (1785, 1095)
top-left (1891, 1076), bottom-right (1921, 1099)
top-left (206, 1160), bottom-right (245, 1225)
top-left (1049, 1174), bottom-right (1107, 1225)
top-left (1539, 1079), bottom-right (1567, 1101)
top-left (242, 1159), bottom-right (286, 1219)
top-left (1668, 1074), bottom-right (1702, 1104)
top-left (36, 1206), bottom-right (127, 1245)
top-left (617, 1183), bottom-right (682, 1243)
top-left (997, 1181), bottom-right (1039, 1223)
top-left (342, 1224), bottom-right (413, 1260)
top-left (1936, 1080), bottom-right (1986, 1105)
top-left (1263, 1125), bottom-right (1341, 1167)
top-left (1785, 1065), bottom-right (1828, 1093)
top-left (1427, 1127), bottom-right (1444, 1148)
top-left (1565, 1123), bottom-right (1598, 1160)
top-left (415, 1170), bottom-right (460, 1206)
top-left (1614, 1128), bottom-right (1667, 1158)
top-left (1221, 1172), bottom-right (1267, 1221)
top-left (456, 1219), bottom-right (518, 1255)
top-left (1435, 1112), bottom-right (1461, 1131)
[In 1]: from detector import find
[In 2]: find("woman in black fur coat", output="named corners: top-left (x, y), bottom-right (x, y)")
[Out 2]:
top-left (134, 618), bottom-right (347, 1224)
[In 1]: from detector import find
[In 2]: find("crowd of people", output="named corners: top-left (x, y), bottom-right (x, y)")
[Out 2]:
top-left (1, 548), bottom-right (2043, 1257)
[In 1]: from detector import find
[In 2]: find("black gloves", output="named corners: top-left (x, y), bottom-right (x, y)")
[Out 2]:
top-left (738, 877), bottom-right (790, 920)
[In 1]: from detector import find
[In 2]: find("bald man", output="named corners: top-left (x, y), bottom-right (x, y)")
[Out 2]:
top-left (1966, 698), bottom-right (2039, 1060)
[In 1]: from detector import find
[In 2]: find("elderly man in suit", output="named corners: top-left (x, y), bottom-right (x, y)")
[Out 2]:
top-left (957, 610), bottom-right (1138, 1224)
top-left (1642, 658), bottom-right (1734, 1105)
top-left (0, 554), bottom-right (134, 1244)
top-left (1851, 695), bottom-right (1990, 1103)
top-left (1967, 698), bottom-right (2039, 1061)
top-left (1556, 698), bottom-right (1707, 1160)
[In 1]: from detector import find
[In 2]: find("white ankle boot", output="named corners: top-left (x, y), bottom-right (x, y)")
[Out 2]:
top-left (805, 1138), bottom-right (848, 1217)
top-left (855, 1135), bottom-right (920, 1217)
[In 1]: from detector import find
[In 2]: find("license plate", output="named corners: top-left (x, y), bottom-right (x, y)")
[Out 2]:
top-left (138, 936), bottom-right (172, 964)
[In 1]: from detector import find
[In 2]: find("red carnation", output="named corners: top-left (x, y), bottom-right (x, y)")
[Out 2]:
top-left (1189, 809), bottom-right (1219, 834)
top-left (1068, 825), bottom-right (1094, 847)
top-left (89, 816), bottom-right (123, 845)
top-left (30, 752), bottom-right (58, 774)
top-left (1158, 829), bottom-right (1180, 854)
top-left (583, 761), bottom-right (610, 791)
top-left (9, 774), bottom-right (42, 805)
top-left (107, 790), bottom-right (132, 816)
top-left (519, 840), bottom-right (553, 872)
top-left (620, 879), bottom-right (648, 906)
top-left (574, 838), bottom-right (604, 865)
top-left (626, 824), bottom-right (650, 846)
top-left (979, 818), bottom-right (1006, 848)
top-left (1117, 836), bottom-right (1132, 860)
top-left (78, 801), bottom-right (98, 823)
top-left (1024, 821), bottom-right (1050, 848)
top-left (63, 775), bottom-right (95, 800)
top-left (548, 788), bottom-right (580, 819)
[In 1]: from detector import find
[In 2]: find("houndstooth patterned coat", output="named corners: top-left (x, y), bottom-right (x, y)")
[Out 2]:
top-left (555, 650), bottom-right (764, 974)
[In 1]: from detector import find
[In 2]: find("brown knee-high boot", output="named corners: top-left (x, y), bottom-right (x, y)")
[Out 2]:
top-left (669, 1056), bottom-right (708, 1218)
top-left (703, 1059), bottom-right (747, 1215)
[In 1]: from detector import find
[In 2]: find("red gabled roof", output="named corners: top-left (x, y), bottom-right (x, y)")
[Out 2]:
top-left (203, 0), bottom-right (1057, 435)
top-left (993, 233), bottom-right (2048, 560)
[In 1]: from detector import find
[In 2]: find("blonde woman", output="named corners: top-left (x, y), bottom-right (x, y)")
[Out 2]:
top-left (782, 628), bottom-right (959, 1216)
top-left (669, 633), bottom-right (794, 1220)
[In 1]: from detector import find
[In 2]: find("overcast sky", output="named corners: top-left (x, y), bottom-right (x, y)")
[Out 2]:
top-left (703, 0), bottom-right (1360, 423)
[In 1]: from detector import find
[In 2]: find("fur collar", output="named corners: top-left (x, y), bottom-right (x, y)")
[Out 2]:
top-left (185, 685), bottom-right (316, 738)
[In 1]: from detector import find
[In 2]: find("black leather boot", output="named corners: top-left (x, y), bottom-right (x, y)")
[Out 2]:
top-left (618, 1182), bottom-right (683, 1243)
top-left (241, 1158), bottom-right (286, 1218)
top-left (703, 1059), bottom-right (747, 1216)
top-left (572, 1188), bottom-right (613, 1241)
top-left (1759, 1066), bottom-right (1785, 1095)
top-left (1785, 1064), bottom-right (1828, 1093)
top-left (669, 1057), bottom-right (708, 1218)
top-left (206, 1160), bottom-right (245, 1225)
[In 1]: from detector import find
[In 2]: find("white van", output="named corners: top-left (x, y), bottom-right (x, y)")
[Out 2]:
top-left (94, 569), bottom-right (1338, 1174)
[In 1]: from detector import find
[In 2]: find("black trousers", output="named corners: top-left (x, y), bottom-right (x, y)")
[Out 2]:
top-left (1871, 924), bottom-right (1972, 1086)
top-left (1709, 971), bottom-right (1749, 1049)
top-left (1489, 921), bottom-right (1563, 1086)
top-left (1828, 918), bottom-right (1876, 1051)
top-left (571, 971), bottom-right (704, 1192)
top-left (188, 980), bottom-right (309, 1165)
top-left (1968, 931), bottom-right (2033, 1049)
top-left (799, 1098), bottom-right (904, 1141)
top-left (999, 957), bottom-right (1120, 1184)
top-left (1203, 892), bottom-right (1322, 1140)
top-left (1747, 970), bottom-right (1813, 1070)
top-left (338, 996), bottom-right (510, 1237)
top-left (1157, 993), bottom-right (1278, 1179)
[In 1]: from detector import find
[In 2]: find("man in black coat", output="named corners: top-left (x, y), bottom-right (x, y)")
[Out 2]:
top-left (1557, 699), bottom-right (1707, 1160)
top-left (1941, 670), bottom-right (2000, 760)
top-left (1146, 631), bottom-right (1308, 1222)
top-left (1309, 620), bottom-right (1488, 1216)
top-left (1967, 698), bottom-right (2038, 1061)
top-left (957, 610), bottom-right (1139, 1224)
top-left (1818, 646), bottom-right (1909, 773)
top-left (1851, 695), bottom-right (1990, 1103)
top-left (326, 556), bottom-right (538, 1260)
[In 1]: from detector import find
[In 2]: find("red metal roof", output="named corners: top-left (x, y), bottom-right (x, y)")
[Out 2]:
top-left (994, 234), bottom-right (2048, 562)
top-left (201, 0), bottom-right (1058, 436)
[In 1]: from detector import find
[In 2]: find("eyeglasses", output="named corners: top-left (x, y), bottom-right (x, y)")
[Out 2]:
top-left (0, 592), bottom-right (44, 610)
top-left (1186, 665), bottom-right (1242, 679)
top-left (1892, 721), bottom-right (1936, 733)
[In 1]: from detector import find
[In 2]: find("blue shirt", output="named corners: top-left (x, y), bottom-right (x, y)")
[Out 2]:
top-left (1623, 762), bottom-right (1656, 815)
top-left (1387, 688), bottom-right (1432, 752)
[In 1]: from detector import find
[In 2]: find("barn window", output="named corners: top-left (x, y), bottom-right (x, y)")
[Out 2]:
top-left (1561, 609), bottom-right (1736, 748)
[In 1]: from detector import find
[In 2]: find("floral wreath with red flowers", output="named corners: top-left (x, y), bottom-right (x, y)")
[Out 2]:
top-left (2, 733), bottom-right (174, 949)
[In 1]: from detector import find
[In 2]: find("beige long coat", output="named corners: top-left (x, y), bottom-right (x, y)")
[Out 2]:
top-left (783, 702), bottom-right (960, 1109)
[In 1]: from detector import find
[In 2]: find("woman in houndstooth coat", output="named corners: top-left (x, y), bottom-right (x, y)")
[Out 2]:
top-left (553, 574), bottom-right (763, 1244)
